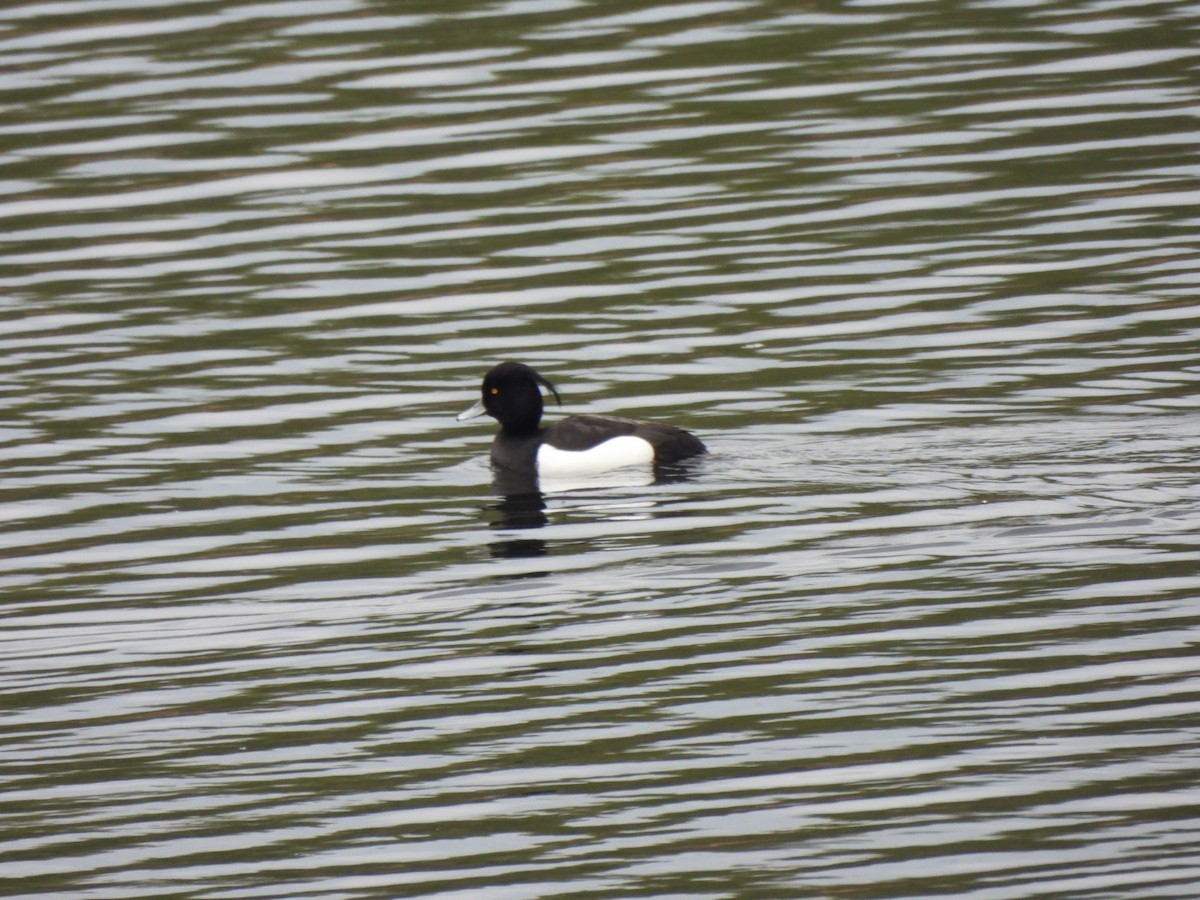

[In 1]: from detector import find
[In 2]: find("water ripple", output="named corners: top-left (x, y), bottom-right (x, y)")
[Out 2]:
top-left (2, 0), bottom-right (1199, 897)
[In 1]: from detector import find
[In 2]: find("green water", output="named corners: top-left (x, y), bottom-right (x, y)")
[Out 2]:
top-left (2, 1), bottom-right (1199, 897)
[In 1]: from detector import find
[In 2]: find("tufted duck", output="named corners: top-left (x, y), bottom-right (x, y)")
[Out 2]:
top-left (458, 362), bottom-right (706, 478)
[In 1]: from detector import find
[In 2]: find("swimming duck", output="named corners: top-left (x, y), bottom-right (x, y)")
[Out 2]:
top-left (458, 362), bottom-right (706, 478)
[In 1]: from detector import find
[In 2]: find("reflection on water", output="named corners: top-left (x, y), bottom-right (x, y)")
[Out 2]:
top-left (3, 0), bottom-right (1200, 897)
top-left (486, 462), bottom-right (704, 562)
top-left (488, 490), bottom-right (548, 560)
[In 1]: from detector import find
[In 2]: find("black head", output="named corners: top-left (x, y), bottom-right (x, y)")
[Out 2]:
top-left (458, 362), bottom-right (562, 435)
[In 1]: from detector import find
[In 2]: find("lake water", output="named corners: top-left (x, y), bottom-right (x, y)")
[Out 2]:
top-left (3, 0), bottom-right (1199, 897)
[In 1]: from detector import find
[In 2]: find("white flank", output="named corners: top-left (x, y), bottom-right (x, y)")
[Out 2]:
top-left (536, 435), bottom-right (654, 477)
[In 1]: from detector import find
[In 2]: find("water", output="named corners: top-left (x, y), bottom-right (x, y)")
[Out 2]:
top-left (3, 0), bottom-right (1199, 897)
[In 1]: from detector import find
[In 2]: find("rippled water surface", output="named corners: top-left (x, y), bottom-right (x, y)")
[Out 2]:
top-left (3, 0), bottom-right (1200, 897)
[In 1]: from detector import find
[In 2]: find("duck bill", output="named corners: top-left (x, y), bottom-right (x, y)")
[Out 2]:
top-left (456, 398), bottom-right (487, 421)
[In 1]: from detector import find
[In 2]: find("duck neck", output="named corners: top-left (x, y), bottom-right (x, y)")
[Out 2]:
top-left (491, 428), bottom-right (541, 471)
top-left (505, 420), bottom-right (541, 437)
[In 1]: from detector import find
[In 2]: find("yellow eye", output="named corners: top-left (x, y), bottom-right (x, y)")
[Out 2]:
top-left (489, 387), bottom-right (499, 395)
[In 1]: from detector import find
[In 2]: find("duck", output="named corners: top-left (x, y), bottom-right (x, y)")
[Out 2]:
top-left (457, 362), bottom-right (706, 478)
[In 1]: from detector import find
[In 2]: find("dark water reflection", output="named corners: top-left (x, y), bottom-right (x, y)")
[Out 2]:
top-left (487, 489), bottom-right (549, 560)
top-left (487, 461), bottom-right (707, 561)
top-left (3, 0), bottom-right (1200, 897)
